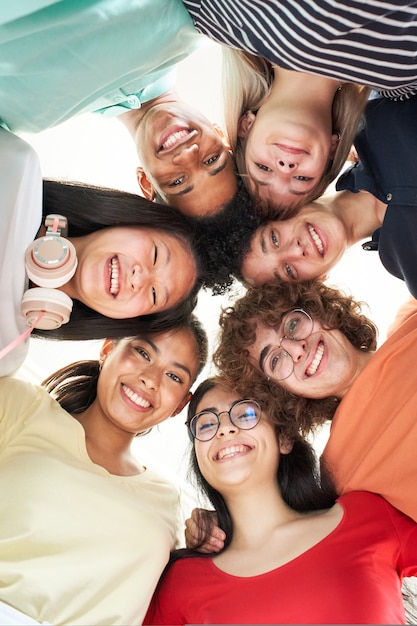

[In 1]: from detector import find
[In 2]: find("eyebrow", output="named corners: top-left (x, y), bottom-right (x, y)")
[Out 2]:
top-left (142, 338), bottom-right (192, 380)
top-left (259, 344), bottom-right (271, 372)
top-left (173, 361), bottom-right (192, 380)
top-left (163, 155), bottom-right (229, 197)
top-left (165, 185), bottom-right (194, 197)
top-left (261, 231), bottom-right (267, 254)
top-left (260, 231), bottom-right (289, 281)
top-left (158, 244), bottom-right (170, 306)
top-left (254, 178), bottom-right (310, 197)
top-left (209, 158), bottom-right (228, 177)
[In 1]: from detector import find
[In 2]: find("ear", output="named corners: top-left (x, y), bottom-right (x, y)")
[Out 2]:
top-left (278, 434), bottom-right (294, 456)
top-left (136, 166), bottom-right (156, 201)
top-left (329, 132), bottom-right (340, 159)
top-left (237, 111), bottom-right (256, 138)
top-left (170, 391), bottom-right (193, 417)
top-left (212, 123), bottom-right (232, 150)
top-left (99, 338), bottom-right (115, 361)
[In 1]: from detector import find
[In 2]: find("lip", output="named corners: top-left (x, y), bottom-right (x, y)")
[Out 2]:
top-left (212, 442), bottom-right (253, 461)
top-left (306, 222), bottom-right (327, 257)
top-left (157, 125), bottom-right (198, 153)
top-left (121, 383), bottom-right (153, 412)
top-left (275, 143), bottom-right (309, 155)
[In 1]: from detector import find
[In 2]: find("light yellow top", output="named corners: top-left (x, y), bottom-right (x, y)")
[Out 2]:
top-left (0, 376), bottom-right (181, 625)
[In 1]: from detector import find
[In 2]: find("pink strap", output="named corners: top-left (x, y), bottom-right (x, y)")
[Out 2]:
top-left (0, 311), bottom-right (45, 362)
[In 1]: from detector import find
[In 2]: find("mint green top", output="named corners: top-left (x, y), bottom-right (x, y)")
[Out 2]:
top-left (0, 0), bottom-right (202, 132)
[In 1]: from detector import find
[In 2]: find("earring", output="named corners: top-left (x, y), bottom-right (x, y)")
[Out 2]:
top-left (98, 359), bottom-right (103, 372)
top-left (335, 131), bottom-right (341, 141)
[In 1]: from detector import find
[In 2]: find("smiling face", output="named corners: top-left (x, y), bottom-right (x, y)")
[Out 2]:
top-left (96, 329), bottom-right (200, 435)
top-left (193, 385), bottom-right (280, 493)
top-left (248, 317), bottom-right (364, 399)
top-left (241, 204), bottom-right (347, 285)
top-left (242, 106), bottom-right (337, 210)
top-left (68, 226), bottom-right (197, 319)
top-left (135, 102), bottom-right (238, 217)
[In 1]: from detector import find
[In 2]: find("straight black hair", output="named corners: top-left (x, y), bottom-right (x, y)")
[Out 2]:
top-left (32, 180), bottom-right (202, 340)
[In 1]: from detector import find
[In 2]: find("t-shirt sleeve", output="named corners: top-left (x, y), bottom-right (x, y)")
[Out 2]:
top-left (143, 560), bottom-right (184, 625)
top-left (383, 498), bottom-right (417, 577)
top-left (386, 297), bottom-right (417, 338)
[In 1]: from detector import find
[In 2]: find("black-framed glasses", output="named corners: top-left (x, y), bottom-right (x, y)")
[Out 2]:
top-left (187, 400), bottom-right (262, 442)
top-left (267, 308), bottom-right (314, 381)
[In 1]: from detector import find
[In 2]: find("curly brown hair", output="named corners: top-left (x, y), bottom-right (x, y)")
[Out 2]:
top-left (213, 280), bottom-right (377, 434)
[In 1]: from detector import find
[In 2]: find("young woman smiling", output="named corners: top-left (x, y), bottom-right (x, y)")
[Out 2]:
top-left (213, 279), bottom-right (417, 524)
top-left (0, 316), bottom-right (208, 625)
top-left (183, 0), bottom-right (417, 213)
top-left (1, 129), bottom-right (202, 377)
top-left (239, 93), bottom-right (417, 290)
top-left (145, 377), bottom-right (417, 624)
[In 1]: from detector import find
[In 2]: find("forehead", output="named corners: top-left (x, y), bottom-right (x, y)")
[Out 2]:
top-left (196, 385), bottom-right (240, 413)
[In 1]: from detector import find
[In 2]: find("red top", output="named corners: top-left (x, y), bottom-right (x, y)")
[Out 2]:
top-left (144, 491), bottom-right (417, 624)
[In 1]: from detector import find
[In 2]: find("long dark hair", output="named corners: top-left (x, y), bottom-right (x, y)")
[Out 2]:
top-left (42, 315), bottom-right (209, 415)
top-left (33, 180), bottom-right (202, 340)
top-left (183, 378), bottom-right (337, 553)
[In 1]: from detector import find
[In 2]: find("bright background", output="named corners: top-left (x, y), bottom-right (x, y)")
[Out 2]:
top-left (16, 40), bottom-right (409, 523)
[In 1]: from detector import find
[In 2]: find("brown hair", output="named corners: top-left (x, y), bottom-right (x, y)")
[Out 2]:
top-left (213, 280), bottom-right (377, 433)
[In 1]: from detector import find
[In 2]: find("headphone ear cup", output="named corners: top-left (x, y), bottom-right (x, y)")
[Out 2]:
top-left (21, 287), bottom-right (73, 330)
top-left (25, 235), bottom-right (78, 288)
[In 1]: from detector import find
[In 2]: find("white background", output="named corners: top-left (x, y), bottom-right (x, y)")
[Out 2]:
top-left (17, 40), bottom-right (410, 521)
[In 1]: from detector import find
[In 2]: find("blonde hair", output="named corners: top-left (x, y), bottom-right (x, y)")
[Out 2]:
top-left (222, 48), bottom-right (371, 218)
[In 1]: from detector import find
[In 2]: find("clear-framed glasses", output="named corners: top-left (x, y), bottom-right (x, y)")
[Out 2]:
top-left (267, 308), bottom-right (314, 381)
top-left (187, 400), bottom-right (262, 442)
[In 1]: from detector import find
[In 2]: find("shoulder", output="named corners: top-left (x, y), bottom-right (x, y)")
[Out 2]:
top-left (0, 128), bottom-right (39, 166)
top-left (164, 551), bottom-right (213, 579)
top-left (0, 375), bottom-right (38, 398)
top-left (337, 490), bottom-right (412, 526)
top-left (337, 490), bottom-right (386, 510)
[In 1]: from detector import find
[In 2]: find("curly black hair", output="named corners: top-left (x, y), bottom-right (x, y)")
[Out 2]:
top-left (191, 176), bottom-right (262, 294)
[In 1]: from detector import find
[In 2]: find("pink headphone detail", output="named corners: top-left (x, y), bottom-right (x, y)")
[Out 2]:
top-left (21, 214), bottom-right (78, 330)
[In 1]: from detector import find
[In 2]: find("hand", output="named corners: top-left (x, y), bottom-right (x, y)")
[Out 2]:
top-left (184, 508), bottom-right (226, 553)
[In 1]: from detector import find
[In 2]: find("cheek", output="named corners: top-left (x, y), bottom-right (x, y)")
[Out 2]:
top-left (195, 444), bottom-right (213, 478)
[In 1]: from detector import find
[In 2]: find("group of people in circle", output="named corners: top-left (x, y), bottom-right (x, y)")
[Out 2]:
top-left (1, 1), bottom-right (417, 624)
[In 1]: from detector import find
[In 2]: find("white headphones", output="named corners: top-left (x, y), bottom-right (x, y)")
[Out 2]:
top-left (21, 214), bottom-right (78, 330)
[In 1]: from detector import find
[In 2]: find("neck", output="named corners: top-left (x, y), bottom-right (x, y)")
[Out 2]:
top-left (338, 349), bottom-right (374, 398)
top-left (224, 482), bottom-right (300, 550)
top-left (271, 66), bottom-right (340, 108)
top-left (330, 189), bottom-right (388, 245)
top-left (74, 403), bottom-right (142, 476)
top-left (118, 88), bottom-right (179, 140)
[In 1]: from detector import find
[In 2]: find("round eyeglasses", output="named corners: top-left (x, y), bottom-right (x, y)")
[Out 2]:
top-left (264, 308), bottom-right (314, 381)
top-left (187, 400), bottom-right (262, 442)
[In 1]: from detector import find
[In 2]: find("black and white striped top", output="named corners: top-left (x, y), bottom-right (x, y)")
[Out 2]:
top-left (183, 0), bottom-right (417, 99)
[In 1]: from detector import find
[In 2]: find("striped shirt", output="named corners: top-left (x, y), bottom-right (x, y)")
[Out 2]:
top-left (183, 0), bottom-right (417, 99)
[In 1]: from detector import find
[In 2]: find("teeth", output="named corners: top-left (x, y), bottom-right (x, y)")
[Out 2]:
top-left (161, 129), bottom-right (190, 150)
top-left (216, 445), bottom-right (248, 461)
top-left (122, 384), bottom-right (151, 408)
top-left (110, 257), bottom-right (119, 296)
top-left (308, 224), bottom-right (324, 256)
top-left (306, 341), bottom-right (324, 376)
